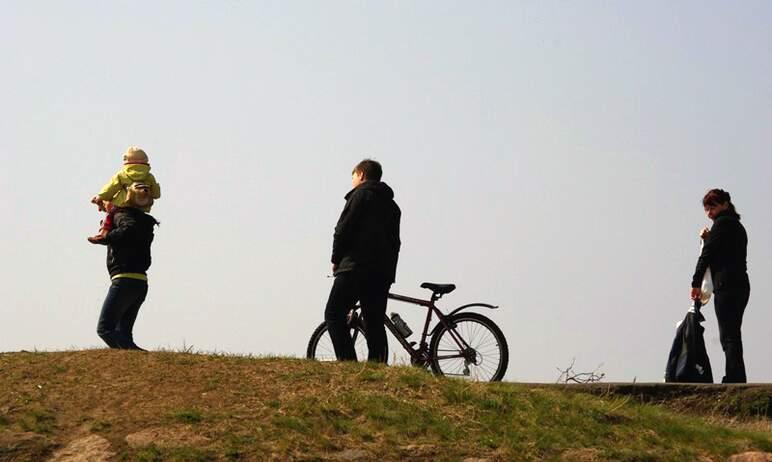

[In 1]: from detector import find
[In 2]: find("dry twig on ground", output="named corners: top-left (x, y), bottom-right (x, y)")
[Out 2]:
top-left (556, 358), bottom-right (605, 384)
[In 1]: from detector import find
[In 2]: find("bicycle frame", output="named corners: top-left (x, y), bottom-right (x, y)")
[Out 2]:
top-left (381, 291), bottom-right (496, 366)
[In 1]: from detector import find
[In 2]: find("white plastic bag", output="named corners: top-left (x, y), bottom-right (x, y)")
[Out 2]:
top-left (700, 268), bottom-right (713, 305)
top-left (699, 239), bottom-right (713, 305)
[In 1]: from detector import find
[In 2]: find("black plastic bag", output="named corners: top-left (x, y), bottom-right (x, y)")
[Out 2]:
top-left (665, 301), bottom-right (713, 383)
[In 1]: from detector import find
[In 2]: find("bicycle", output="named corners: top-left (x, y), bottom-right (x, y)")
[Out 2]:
top-left (306, 282), bottom-right (508, 382)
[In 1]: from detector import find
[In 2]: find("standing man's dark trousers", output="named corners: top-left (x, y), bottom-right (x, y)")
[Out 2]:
top-left (714, 281), bottom-right (750, 383)
top-left (97, 278), bottom-right (148, 350)
top-left (325, 271), bottom-right (390, 362)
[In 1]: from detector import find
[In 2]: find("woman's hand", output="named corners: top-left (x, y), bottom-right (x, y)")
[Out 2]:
top-left (690, 287), bottom-right (702, 301)
top-left (699, 227), bottom-right (710, 240)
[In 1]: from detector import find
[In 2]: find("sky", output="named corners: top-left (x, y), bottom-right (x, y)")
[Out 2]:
top-left (1, 1), bottom-right (770, 383)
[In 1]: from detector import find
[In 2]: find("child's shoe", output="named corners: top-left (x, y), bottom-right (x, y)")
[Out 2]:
top-left (87, 229), bottom-right (108, 245)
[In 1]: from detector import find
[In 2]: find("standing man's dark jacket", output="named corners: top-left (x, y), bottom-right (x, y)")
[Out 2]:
top-left (332, 181), bottom-right (401, 282)
top-left (691, 210), bottom-right (748, 292)
top-left (104, 207), bottom-right (158, 278)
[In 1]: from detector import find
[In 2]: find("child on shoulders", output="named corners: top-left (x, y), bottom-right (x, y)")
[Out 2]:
top-left (88, 146), bottom-right (161, 244)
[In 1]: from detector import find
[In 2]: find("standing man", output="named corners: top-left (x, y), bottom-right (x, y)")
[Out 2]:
top-left (325, 159), bottom-right (401, 362)
top-left (95, 204), bottom-right (159, 350)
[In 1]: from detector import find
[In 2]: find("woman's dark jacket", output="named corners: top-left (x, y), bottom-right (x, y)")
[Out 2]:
top-left (692, 210), bottom-right (748, 292)
top-left (332, 181), bottom-right (401, 283)
top-left (104, 207), bottom-right (158, 278)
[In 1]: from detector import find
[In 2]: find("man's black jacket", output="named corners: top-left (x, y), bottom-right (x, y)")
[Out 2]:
top-left (692, 210), bottom-right (748, 291)
top-left (332, 181), bottom-right (401, 283)
top-left (104, 208), bottom-right (158, 278)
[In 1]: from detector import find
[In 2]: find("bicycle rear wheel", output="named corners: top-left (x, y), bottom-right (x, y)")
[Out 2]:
top-left (306, 321), bottom-right (388, 362)
top-left (429, 312), bottom-right (508, 382)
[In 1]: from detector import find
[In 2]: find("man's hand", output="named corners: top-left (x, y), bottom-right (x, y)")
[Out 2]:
top-left (690, 287), bottom-right (702, 301)
top-left (331, 263), bottom-right (338, 274)
top-left (699, 227), bottom-right (710, 240)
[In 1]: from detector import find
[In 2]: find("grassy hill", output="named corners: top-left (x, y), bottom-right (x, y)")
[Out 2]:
top-left (0, 350), bottom-right (770, 461)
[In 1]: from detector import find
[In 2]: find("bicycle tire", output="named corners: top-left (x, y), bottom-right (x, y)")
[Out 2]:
top-left (306, 321), bottom-right (388, 362)
top-left (429, 312), bottom-right (508, 382)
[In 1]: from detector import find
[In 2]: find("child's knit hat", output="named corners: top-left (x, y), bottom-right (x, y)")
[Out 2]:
top-left (123, 146), bottom-right (149, 164)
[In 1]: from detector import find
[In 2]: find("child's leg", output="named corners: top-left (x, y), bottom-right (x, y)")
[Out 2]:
top-left (101, 206), bottom-right (115, 233)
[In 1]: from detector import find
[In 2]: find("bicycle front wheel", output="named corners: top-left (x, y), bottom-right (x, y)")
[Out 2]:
top-left (306, 321), bottom-right (388, 362)
top-left (429, 312), bottom-right (508, 382)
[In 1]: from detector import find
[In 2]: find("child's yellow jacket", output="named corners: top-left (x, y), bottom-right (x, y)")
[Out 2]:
top-left (97, 164), bottom-right (161, 211)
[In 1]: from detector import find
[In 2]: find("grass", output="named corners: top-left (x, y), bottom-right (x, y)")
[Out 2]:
top-left (129, 445), bottom-right (215, 462)
top-left (18, 408), bottom-right (56, 434)
top-left (169, 408), bottom-right (204, 424)
top-left (0, 350), bottom-right (769, 461)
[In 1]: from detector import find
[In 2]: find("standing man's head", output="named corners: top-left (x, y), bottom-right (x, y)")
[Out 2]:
top-left (702, 188), bottom-right (740, 220)
top-left (351, 159), bottom-right (382, 188)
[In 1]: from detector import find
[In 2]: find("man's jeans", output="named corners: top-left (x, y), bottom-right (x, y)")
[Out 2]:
top-left (324, 271), bottom-right (390, 363)
top-left (714, 283), bottom-right (750, 383)
top-left (97, 278), bottom-right (148, 350)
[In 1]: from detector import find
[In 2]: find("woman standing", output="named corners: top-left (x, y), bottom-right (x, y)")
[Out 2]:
top-left (691, 189), bottom-right (750, 383)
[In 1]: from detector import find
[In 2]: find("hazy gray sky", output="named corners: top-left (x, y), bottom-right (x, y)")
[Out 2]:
top-left (2, 1), bottom-right (770, 382)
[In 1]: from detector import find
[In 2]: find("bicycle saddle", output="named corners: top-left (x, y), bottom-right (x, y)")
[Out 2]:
top-left (420, 282), bottom-right (456, 295)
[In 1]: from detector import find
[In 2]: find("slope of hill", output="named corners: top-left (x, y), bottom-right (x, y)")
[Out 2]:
top-left (0, 350), bottom-right (770, 461)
